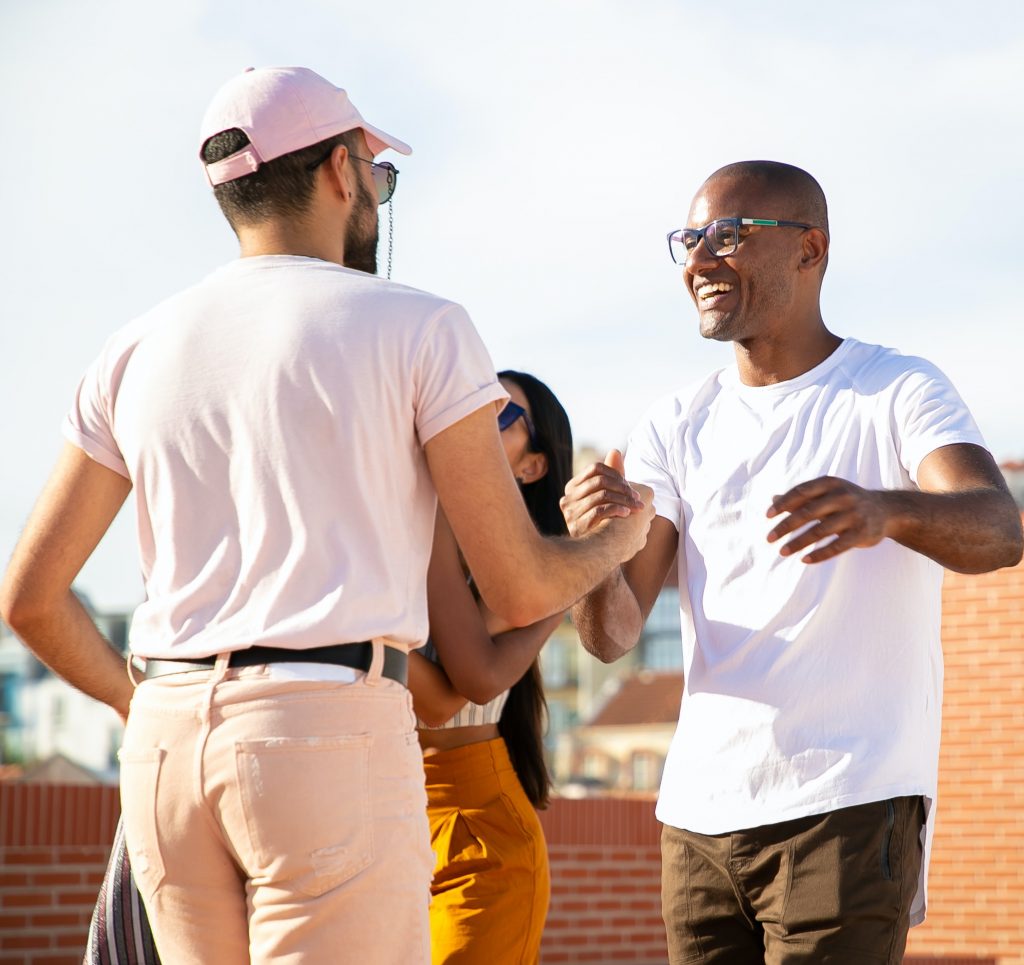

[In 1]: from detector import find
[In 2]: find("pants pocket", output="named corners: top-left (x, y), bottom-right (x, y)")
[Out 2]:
top-left (661, 827), bottom-right (705, 964)
top-left (236, 733), bottom-right (373, 897)
top-left (430, 809), bottom-right (497, 894)
top-left (880, 798), bottom-right (896, 880)
top-left (117, 747), bottom-right (168, 892)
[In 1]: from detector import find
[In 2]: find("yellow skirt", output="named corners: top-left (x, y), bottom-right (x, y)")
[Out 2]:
top-left (425, 737), bottom-right (550, 965)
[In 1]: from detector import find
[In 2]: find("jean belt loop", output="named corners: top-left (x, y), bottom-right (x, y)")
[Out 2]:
top-left (126, 651), bottom-right (143, 689)
top-left (366, 638), bottom-right (386, 686)
top-left (198, 652), bottom-right (232, 724)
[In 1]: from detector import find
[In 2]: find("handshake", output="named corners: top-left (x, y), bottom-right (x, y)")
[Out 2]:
top-left (560, 449), bottom-right (655, 555)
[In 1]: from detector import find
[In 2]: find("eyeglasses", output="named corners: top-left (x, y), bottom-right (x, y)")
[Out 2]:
top-left (498, 401), bottom-right (539, 450)
top-left (667, 217), bottom-right (812, 264)
top-left (306, 146), bottom-right (399, 205)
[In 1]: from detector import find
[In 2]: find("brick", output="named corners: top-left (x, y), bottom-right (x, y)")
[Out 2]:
top-left (557, 867), bottom-right (590, 879)
top-left (0, 933), bottom-right (51, 949)
top-left (56, 890), bottom-right (101, 906)
top-left (53, 848), bottom-right (109, 865)
top-left (1, 851), bottom-right (54, 866)
top-left (0, 893), bottom-right (52, 908)
top-left (0, 873), bottom-right (31, 887)
top-left (29, 872), bottom-right (82, 887)
top-left (29, 911), bottom-right (86, 928)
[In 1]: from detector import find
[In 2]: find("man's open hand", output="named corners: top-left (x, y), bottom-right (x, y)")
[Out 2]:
top-left (767, 476), bottom-right (890, 563)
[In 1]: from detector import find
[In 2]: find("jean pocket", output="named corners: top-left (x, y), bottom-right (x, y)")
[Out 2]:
top-left (117, 747), bottom-right (167, 892)
top-left (236, 734), bottom-right (373, 897)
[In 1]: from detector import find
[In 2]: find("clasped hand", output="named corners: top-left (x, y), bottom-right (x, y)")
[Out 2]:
top-left (560, 450), bottom-right (655, 553)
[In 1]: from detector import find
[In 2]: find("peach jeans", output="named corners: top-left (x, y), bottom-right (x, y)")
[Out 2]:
top-left (119, 650), bottom-right (433, 964)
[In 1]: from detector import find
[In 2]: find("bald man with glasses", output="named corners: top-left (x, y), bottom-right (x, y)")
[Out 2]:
top-left (561, 160), bottom-right (1022, 964)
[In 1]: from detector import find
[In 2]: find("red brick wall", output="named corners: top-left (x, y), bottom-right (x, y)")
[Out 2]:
top-left (0, 783), bottom-right (119, 964)
top-left (3, 556), bottom-right (1023, 965)
top-left (904, 560), bottom-right (1024, 965)
top-left (539, 798), bottom-right (666, 964)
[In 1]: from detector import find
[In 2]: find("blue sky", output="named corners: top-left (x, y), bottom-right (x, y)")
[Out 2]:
top-left (2, 0), bottom-right (1022, 609)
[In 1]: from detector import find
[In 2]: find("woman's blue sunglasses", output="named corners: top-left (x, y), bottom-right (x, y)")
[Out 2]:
top-left (498, 401), bottom-right (539, 450)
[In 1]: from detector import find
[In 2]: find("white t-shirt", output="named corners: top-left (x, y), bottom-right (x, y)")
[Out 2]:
top-left (625, 338), bottom-right (986, 925)
top-left (64, 255), bottom-right (507, 659)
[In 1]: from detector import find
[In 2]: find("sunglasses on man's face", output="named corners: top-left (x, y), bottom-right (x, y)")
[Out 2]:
top-left (498, 401), bottom-right (539, 450)
top-left (306, 147), bottom-right (399, 205)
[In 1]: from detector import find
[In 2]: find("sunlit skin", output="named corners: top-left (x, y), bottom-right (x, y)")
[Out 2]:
top-left (341, 140), bottom-right (381, 274)
top-left (559, 171), bottom-right (1020, 593)
top-left (498, 378), bottom-right (548, 485)
top-left (683, 176), bottom-right (836, 387)
top-left (232, 129), bottom-right (381, 271)
top-left (414, 379), bottom-right (556, 754)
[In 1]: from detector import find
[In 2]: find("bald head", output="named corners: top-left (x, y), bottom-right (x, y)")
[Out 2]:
top-left (702, 161), bottom-right (829, 236)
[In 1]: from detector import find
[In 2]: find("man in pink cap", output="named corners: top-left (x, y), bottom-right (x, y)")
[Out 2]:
top-left (1, 67), bottom-right (654, 963)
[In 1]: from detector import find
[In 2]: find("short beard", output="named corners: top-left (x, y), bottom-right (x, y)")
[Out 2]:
top-left (342, 179), bottom-right (380, 274)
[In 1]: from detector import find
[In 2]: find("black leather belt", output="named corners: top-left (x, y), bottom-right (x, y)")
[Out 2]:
top-left (142, 642), bottom-right (407, 686)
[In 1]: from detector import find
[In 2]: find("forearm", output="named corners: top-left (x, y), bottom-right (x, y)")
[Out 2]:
top-left (5, 591), bottom-right (133, 719)
top-left (481, 526), bottom-right (640, 627)
top-left (408, 652), bottom-right (467, 727)
top-left (882, 487), bottom-right (1023, 573)
top-left (462, 614), bottom-right (562, 703)
top-left (571, 567), bottom-right (644, 663)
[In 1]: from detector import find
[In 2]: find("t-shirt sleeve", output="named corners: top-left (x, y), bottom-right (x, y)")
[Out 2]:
top-left (625, 406), bottom-right (682, 530)
top-left (61, 342), bottom-right (131, 479)
top-left (413, 303), bottom-right (509, 445)
top-left (893, 359), bottom-right (988, 484)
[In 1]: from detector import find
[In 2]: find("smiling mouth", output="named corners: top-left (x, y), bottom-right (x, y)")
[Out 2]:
top-left (696, 282), bottom-right (735, 301)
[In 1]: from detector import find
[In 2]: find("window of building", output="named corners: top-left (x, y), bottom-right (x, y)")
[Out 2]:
top-left (631, 750), bottom-right (664, 791)
top-left (541, 638), bottom-right (571, 689)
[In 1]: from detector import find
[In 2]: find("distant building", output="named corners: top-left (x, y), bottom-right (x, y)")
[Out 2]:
top-left (555, 671), bottom-right (682, 795)
top-left (541, 579), bottom-right (683, 791)
top-left (17, 751), bottom-right (106, 785)
top-left (0, 591), bottom-right (130, 780)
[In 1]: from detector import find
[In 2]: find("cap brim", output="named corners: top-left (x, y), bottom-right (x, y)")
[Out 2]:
top-left (361, 122), bottom-right (411, 157)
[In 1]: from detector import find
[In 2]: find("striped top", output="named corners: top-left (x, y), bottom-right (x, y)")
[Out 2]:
top-left (415, 639), bottom-right (510, 729)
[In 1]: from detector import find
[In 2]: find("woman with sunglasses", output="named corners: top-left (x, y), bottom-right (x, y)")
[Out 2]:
top-left (411, 370), bottom-right (572, 965)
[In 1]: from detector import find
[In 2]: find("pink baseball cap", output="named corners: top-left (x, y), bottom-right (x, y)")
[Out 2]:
top-left (199, 66), bottom-right (412, 187)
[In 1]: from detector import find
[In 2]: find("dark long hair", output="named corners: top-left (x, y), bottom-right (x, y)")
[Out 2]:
top-left (496, 370), bottom-right (573, 809)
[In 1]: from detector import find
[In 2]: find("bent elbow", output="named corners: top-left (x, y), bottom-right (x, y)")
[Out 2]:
top-left (1001, 534), bottom-right (1024, 570)
top-left (446, 667), bottom-right (506, 706)
top-left (0, 582), bottom-right (39, 635)
top-left (988, 518), bottom-right (1024, 572)
top-left (417, 708), bottom-right (455, 729)
top-left (589, 637), bottom-right (633, 665)
top-left (476, 583), bottom-right (545, 630)
top-left (461, 680), bottom-right (506, 706)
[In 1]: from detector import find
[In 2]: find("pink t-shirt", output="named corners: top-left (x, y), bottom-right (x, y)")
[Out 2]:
top-left (64, 255), bottom-right (507, 659)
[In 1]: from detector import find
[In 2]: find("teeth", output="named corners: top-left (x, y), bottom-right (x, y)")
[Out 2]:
top-left (697, 282), bottom-right (734, 300)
